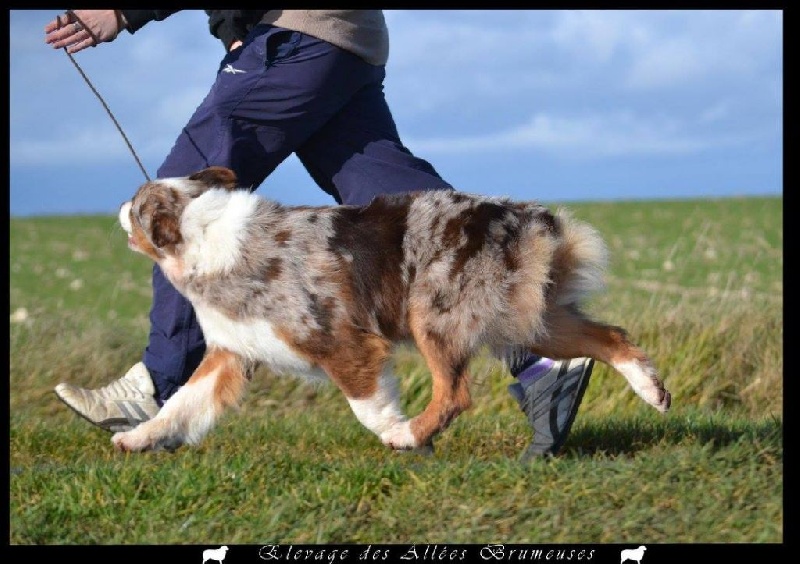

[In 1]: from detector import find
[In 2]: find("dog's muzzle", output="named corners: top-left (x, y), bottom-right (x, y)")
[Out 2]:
top-left (118, 201), bottom-right (137, 249)
top-left (119, 201), bottom-right (133, 235)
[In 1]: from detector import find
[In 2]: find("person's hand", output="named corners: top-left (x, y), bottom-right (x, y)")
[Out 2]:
top-left (44, 10), bottom-right (127, 54)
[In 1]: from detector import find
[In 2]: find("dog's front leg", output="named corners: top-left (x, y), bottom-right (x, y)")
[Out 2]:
top-left (112, 348), bottom-right (250, 452)
top-left (319, 331), bottom-right (418, 450)
top-left (344, 368), bottom-right (414, 449)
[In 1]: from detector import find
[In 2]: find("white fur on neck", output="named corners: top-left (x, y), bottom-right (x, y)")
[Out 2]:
top-left (181, 189), bottom-right (258, 276)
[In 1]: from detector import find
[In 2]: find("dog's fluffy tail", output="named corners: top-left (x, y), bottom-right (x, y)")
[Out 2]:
top-left (549, 208), bottom-right (609, 306)
top-left (497, 207), bottom-right (609, 370)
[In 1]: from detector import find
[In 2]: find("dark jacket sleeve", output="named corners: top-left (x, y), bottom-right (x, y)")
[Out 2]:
top-left (206, 10), bottom-right (269, 50)
top-left (121, 10), bottom-right (181, 34)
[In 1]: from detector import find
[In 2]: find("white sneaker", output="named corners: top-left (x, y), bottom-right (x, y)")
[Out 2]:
top-left (54, 362), bottom-right (161, 433)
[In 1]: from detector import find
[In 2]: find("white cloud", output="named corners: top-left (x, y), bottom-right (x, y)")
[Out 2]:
top-left (387, 11), bottom-right (544, 68)
top-left (406, 110), bottom-right (748, 159)
top-left (11, 127), bottom-right (142, 165)
top-left (625, 36), bottom-right (707, 89)
top-left (549, 10), bottom-right (646, 64)
top-left (624, 10), bottom-right (781, 90)
top-left (386, 10), bottom-right (781, 112)
top-left (148, 86), bottom-right (210, 135)
top-left (699, 101), bottom-right (734, 124)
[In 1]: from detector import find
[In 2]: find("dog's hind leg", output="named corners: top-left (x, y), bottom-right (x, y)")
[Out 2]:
top-left (111, 347), bottom-right (250, 452)
top-left (530, 305), bottom-right (671, 412)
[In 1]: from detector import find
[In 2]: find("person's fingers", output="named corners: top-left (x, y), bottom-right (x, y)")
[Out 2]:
top-left (65, 36), bottom-right (95, 55)
top-left (46, 32), bottom-right (73, 48)
top-left (46, 28), bottom-right (92, 50)
top-left (45, 11), bottom-right (92, 44)
top-left (44, 12), bottom-right (70, 33)
top-left (45, 12), bottom-right (73, 44)
top-left (45, 14), bottom-right (97, 50)
top-left (45, 20), bottom-right (70, 43)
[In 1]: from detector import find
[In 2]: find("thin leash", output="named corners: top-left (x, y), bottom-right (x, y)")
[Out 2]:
top-left (58, 10), bottom-right (152, 182)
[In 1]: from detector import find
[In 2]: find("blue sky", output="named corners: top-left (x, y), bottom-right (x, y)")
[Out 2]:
top-left (9, 9), bottom-right (783, 216)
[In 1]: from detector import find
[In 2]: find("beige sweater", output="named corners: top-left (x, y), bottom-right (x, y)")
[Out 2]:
top-left (260, 10), bottom-right (389, 66)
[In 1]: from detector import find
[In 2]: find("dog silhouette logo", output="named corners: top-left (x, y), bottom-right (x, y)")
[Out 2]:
top-left (202, 546), bottom-right (229, 564)
top-left (620, 546), bottom-right (646, 564)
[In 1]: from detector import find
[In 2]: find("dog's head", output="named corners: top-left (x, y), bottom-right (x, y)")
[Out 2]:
top-left (119, 166), bottom-right (239, 261)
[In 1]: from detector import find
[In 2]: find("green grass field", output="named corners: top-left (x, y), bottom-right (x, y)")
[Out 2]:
top-left (9, 196), bottom-right (783, 544)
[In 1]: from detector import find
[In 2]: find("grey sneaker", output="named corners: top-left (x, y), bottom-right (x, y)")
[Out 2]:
top-left (54, 362), bottom-right (160, 433)
top-left (508, 357), bottom-right (594, 459)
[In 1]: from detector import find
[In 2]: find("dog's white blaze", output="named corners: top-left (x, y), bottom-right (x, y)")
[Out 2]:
top-left (346, 370), bottom-right (408, 439)
top-left (192, 302), bottom-right (317, 376)
top-left (614, 360), bottom-right (663, 408)
top-left (119, 201), bottom-right (132, 233)
top-left (182, 189), bottom-right (259, 275)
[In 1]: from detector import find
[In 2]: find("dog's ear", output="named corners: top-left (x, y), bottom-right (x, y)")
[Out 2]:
top-left (188, 167), bottom-right (239, 191)
top-left (151, 209), bottom-right (183, 250)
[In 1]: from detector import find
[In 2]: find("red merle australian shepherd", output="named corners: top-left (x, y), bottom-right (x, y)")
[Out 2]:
top-left (112, 166), bottom-right (670, 453)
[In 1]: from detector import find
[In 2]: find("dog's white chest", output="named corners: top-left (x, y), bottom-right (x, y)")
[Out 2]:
top-left (192, 303), bottom-right (315, 375)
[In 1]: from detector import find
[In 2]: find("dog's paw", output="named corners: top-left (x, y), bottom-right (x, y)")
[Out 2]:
top-left (112, 428), bottom-right (185, 453)
top-left (618, 360), bottom-right (672, 414)
top-left (633, 381), bottom-right (671, 413)
top-left (638, 382), bottom-right (671, 413)
top-left (380, 422), bottom-right (417, 451)
top-left (112, 429), bottom-right (154, 452)
top-left (638, 366), bottom-right (671, 413)
top-left (653, 389), bottom-right (671, 413)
